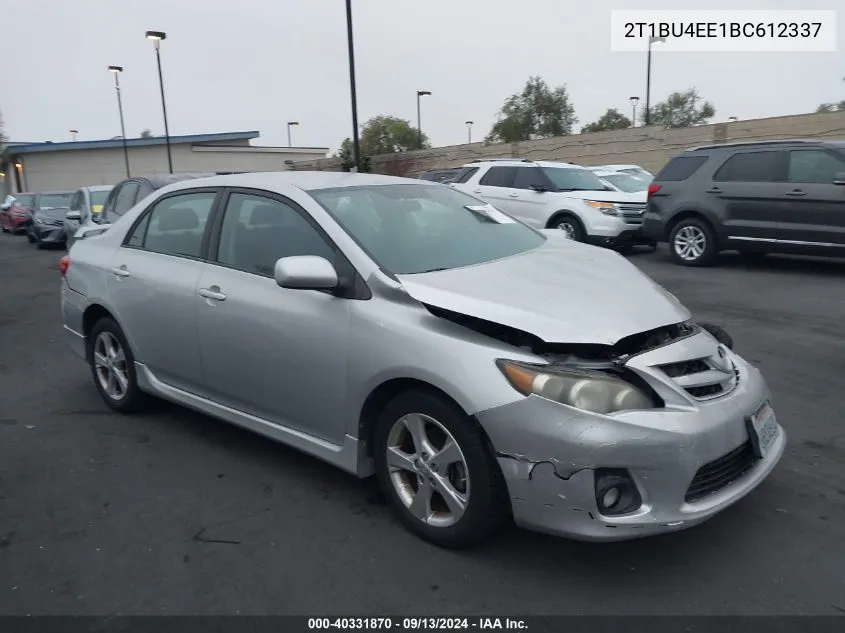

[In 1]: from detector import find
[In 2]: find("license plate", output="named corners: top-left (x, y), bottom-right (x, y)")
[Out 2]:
top-left (747, 401), bottom-right (779, 458)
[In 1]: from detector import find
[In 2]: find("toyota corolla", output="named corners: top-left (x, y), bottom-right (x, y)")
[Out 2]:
top-left (60, 172), bottom-right (785, 548)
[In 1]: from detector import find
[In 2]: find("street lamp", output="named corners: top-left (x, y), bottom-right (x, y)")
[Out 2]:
top-left (145, 30), bottom-right (173, 173)
top-left (465, 120), bottom-right (474, 143)
top-left (345, 0), bottom-right (361, 173)
top-left (644, 36), bottom-right (666, 126)
top-left (108, 65), bottom-right (131, 178)
top-left (287, 121), bottom-right (299, 147)
top-left (629, 97), bottom-right (640, 127)
top-left (69, 129), bottom-right (78, 141)
top-left (417, 90), bottom-right (431, 149)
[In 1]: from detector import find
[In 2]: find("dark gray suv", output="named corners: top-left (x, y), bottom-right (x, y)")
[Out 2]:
top-left (642, 139), bottom-right (845, 266)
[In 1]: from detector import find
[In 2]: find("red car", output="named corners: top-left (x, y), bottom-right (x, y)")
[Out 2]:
top-left (0, 192), bottom-right (37, 234)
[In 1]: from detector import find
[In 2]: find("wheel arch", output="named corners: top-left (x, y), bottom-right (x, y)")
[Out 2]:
top-left (81, 303), bottom-right (137, 361)
top-left (664, 208), bottom-right (721, 244)
top-left (545, 209), bottom-right (585, 230)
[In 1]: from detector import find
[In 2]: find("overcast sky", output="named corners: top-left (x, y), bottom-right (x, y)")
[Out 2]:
top-left (2, 0), bottom-right (843, 153)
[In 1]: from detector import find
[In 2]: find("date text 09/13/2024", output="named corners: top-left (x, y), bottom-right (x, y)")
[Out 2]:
top-left (307, 617), bottom-right (527, 630)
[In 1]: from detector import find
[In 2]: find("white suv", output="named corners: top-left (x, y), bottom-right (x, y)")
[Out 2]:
top-left (449, 159), bottom-right (653, 249)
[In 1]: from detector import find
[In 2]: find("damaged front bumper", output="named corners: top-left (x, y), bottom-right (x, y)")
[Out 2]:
top-left (476, 335), bottom-right (786, 541)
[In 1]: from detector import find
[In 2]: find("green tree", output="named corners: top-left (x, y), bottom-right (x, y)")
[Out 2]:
top-left (140, 128), bottom-right (153, 138)
top-left (643, 88), bottom-right (715, 128)
top-left (816, 101), bottom-right (845, 113)
top-left (358, 115), bottom-right (429, 155)
top-left (485, 76), bottom-right (577, 144)
top-left (0, 108), bottom-right (9, 150)
top-left (336, 137), bottom-right (371, 172)
top-left (581, 108), bottom-right (631, 133)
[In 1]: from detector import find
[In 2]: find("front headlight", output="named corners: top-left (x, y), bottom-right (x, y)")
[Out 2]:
top-left (584, 200), bottom-right (619, 216)
top-left (496, 360), bottom-right (657, 414)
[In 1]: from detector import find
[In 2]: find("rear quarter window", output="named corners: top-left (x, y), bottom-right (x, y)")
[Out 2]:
top-left (655, 155), bottom-right (709, 181)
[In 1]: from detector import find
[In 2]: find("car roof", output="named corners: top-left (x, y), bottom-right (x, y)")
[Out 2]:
top-left (78, 185), bottom-right (113, 192)
top-left (685, 139), bottom-right (839, 152)
top-left (36, 190), bottom-right (74, 195)
top-left (461, 159), bottom-right (583, 169)
top-left (157, 171), bottom-right (434, 194)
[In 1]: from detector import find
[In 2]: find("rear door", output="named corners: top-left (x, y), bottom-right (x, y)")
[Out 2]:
top-left (709, 149), bottom-right (786, 242)
top-left (474, 166), bottom-right (518, 214)
top-left (779, 148), bottom-right (845, 247)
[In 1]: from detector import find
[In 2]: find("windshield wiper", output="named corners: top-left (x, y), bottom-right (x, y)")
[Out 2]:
top-left (413, 267), bottom-right (451, 274)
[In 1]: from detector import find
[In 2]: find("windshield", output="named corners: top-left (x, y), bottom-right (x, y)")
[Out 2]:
top-left (15, 194), bottom-right (35, 208)
top-left (90, 190), bottom-right (110, 212)
top-left (311, 184), bottom-right (546, 275)
top-left (541, 167), bottom-right (608, 192)
top-left (39, 193), bottom-right (72, 209)
top-left (602, 173), bottom-right (649, 193)
top-left (621, 167), bottom-right (653, 179)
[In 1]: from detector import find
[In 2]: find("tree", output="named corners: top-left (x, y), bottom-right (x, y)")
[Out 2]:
top-left (140, 128), bottom-right (153, 138)
top-left (0, 108), bottom-right (8, 150)
top-left (359, 115), bottom-right (429, 155)
top-left (816, 101), bottom-right (845, 113)
top-left (485, 76), bottom-right (577, 144)
top-left (581, 108), bottom-right (631, 133)
top-left (643, 88), bottom-right (715, 128)
top-left (336, 137), bottom-right (371, 172)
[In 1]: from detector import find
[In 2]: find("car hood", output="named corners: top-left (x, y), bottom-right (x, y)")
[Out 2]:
top-left (396, 234), bottom-right (690, 346)
top-left (560, 190), bottom-right (647, 203)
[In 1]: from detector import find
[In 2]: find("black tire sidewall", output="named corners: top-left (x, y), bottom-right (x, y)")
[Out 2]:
top-left (373, 389), bottom-right (508, 548)
top-left (551, 214), bottom-right (585, 242)
top-left (669, 218), bottom-right (716, 266)
top-left (88, 317), bottom-right (144, 413)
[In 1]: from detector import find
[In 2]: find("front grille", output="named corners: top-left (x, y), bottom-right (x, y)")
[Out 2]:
top-left (657, 356), bottom-right (738, 400)
top-left (660, 359), bottom-right (709, 377)
top-left (685, 441), bottom-right (757, 502)
top-left (618, 203), bottom-right (646, 226)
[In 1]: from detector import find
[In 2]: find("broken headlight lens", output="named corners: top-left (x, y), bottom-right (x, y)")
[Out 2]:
top-left (496, 360), bottom-right (656, 414)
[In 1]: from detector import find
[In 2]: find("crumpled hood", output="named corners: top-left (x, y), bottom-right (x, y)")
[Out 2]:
top-left (397, 234), bottom-right (690, 346)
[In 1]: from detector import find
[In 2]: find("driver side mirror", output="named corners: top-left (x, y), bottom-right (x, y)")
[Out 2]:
top-left (274, 256), bottom-right (339, 291)
top-left (65, 210), bottom-right (81, 221)
top-left (833, 172), bottom-right (845, 185)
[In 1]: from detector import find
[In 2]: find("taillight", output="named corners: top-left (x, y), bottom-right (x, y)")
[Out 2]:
top-left (58, 255), bottom-right (70, 277)
top-left (647, 184), bottom-right (662, 199)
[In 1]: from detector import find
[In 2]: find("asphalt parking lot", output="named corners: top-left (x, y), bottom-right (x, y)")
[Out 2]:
top-left (1, 232), bottom-right (844, 616)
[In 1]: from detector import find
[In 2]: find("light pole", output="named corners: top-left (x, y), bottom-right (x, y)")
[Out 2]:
top-left (145, 30), bottom-right (173, 173)
top-left (465, 120), bottom-right (474, 143)
top-left (345, 0), bottom-right (361, 172)
top-left (644, 36), bottom-right (666, 126)
top-left (416, 90), bottom-right (431, 149)
top-left (629, 97), bottom-right (639, 127)
top-left (287, 121), bottom-right (299, 147)
top-left (69, 129), bottom-right (78, 141)
top-left (108, 65), bottom-right (131, 178)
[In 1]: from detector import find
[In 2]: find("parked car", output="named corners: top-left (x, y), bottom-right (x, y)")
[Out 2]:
top-left (60, 171), bottom-right (784, 548)
top-left (593, 169), bottom-right (650, 193)
top-left (418, 169), bottom-right (464, 183)
top-left (588, 164), bottom-right (654, 180)
top-left (64, 186), bottom-right (113, 249)
top-left (643, 139), bottom-right (845, 266)
top-left (449, 158), bottom-right (653, 250)
top-left (26, 191), bottom-right (74, 248)
top-left (0, 192), bottom-right (37, 234)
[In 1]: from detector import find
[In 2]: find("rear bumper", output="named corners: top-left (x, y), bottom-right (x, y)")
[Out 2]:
top-left (641, 215), bottom-right (666, 242)
top-left (61, 283), bottom-right (88, 360)
top-left (2, 215), bottom-right (30, 232)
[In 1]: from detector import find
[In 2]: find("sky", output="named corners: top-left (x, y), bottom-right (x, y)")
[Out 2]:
top-left (2, 0), bottom-right (843, 154)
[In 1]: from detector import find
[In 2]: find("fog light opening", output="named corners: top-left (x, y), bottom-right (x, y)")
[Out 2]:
top-left (595, 468), bottom-right (642, 516)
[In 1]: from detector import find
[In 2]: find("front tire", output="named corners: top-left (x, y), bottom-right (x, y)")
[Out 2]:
top-left (88, 317), bottom-right (146, 413)
top-left (668, 217), bottom-right (717, 266)
top-left (373, 389), bottom-right (508, 549)
top-left (549, 214), bottom-right (585, 242)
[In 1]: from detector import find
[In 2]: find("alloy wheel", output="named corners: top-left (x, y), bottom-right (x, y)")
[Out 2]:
top-left (673, 225), bottom-right (707, 261)
top-left (385, 412), bottom-right (470, 528)
top-left (556, 221), bottom-right (575, 239)
top-left (93, 331), bottom-right (129, 400)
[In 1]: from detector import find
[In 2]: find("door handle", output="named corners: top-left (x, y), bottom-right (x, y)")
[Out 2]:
top-left (785, 190), bottom-right (806, 197)
top-left (199, 287), bottom-right (227, 302)
top-left (705, 187), bottom-right (722, 194)
top-left (473, 189), bottom-right (482, 194)
top-left (110, 266), bottom-right (130, 278)
top-left (508, 192), bottom-right (520, 198)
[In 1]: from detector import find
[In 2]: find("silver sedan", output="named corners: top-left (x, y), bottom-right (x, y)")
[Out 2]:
top-left (59, 172), bottom-right (785, 548)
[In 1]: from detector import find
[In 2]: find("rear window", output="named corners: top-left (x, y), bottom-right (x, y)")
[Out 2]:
top-left (655, 155), bottom-right (709, 181)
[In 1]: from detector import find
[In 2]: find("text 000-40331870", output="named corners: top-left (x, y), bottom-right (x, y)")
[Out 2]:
top-left (610, 9), bottom-right (837, 52)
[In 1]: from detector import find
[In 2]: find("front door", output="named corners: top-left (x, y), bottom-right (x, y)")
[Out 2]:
top-left (106, 189), bottom-right (219, 393)
top-left (196, 190), bottom-right (352, 445)
top-left (508, 166), bottom-right (555, 227)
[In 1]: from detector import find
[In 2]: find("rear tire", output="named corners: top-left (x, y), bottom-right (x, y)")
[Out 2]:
top-left (549, 214), bottom-right (586, 242)
top-left (668, 217), bottom-right (717, 267)
top-left (88, 317), bottom-right (147, 414)
top-left (373, 389), bottom-right (509, 549)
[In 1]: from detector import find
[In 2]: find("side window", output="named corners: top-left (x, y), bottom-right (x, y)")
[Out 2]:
top-left (479, 166), bottom-right (516, 187)
top-left (452, 167), bottom-right (479, 184)
top-left (787, 150), bottom-right (845, 184)
top-left (69, 192), bottom-right (83, 211)
top-left (137, 192), bottom-right (216, 258)
top-left (113, 182), bottom-right (141, 216)
top-left (713, 151), bottom-right (781, 182)
top-left (512, 167), bottom-right (548, 190)
top-left (100, 187), bottom-right (119, 221)
top-left (216, 193), bottom-right (335, 277)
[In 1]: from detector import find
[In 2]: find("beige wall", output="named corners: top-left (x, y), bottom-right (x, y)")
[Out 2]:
top-left (11, 144), bottom-right (328, 192)
top-left (291, 111), bottom-right (845, 175)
